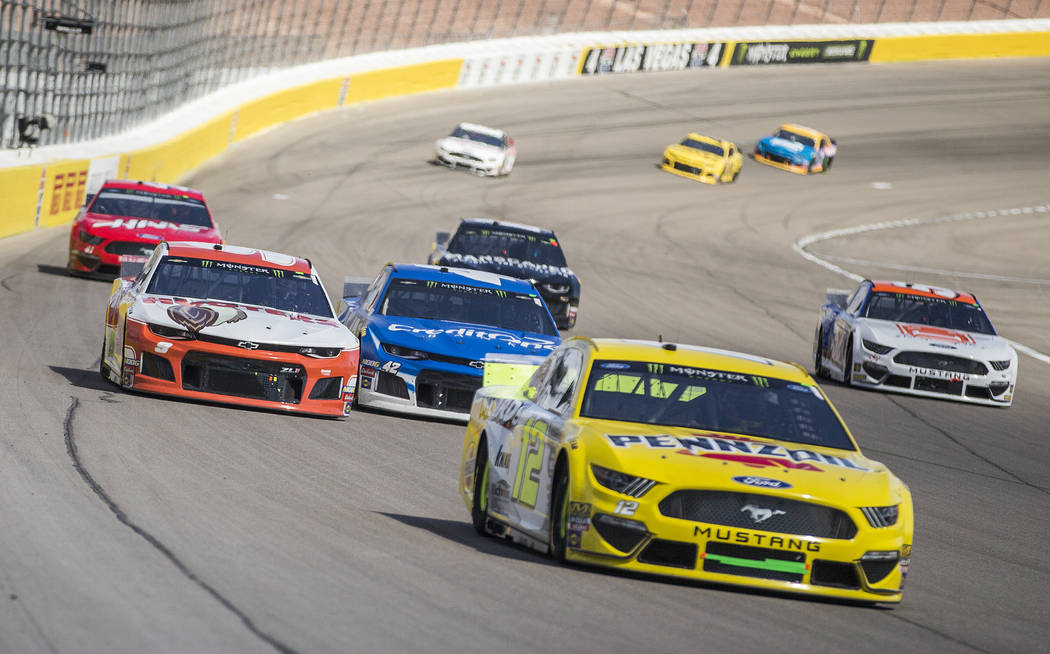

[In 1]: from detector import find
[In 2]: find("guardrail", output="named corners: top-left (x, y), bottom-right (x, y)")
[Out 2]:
top-left (1, 17), bottom-right (1048, 241)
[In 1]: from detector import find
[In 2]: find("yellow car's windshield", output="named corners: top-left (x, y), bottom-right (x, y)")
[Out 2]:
top-left (580, 360), bottom-right (855, 450)
top-left (680, 138), bottom-right (724, 156)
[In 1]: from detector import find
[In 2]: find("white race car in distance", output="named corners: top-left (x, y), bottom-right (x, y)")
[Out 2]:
top-left (813, 280), bottom-right (1017, 407)
top-left (434, 123), bottom-right (516, 176)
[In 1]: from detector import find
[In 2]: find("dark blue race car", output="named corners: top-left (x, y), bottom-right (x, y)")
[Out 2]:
top-left (339, 264), bottom-right (561, 420)
top-left (428, 218), bottom-right (581, 329)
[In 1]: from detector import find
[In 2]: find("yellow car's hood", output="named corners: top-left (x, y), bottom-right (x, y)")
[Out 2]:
top-left (664, 144), bottom-right (725, 167)
top-left (573, 420), bottom-right (901, 505)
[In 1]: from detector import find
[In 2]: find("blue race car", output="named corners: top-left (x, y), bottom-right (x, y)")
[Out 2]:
top-left (753, 123), bottom-right (836, 174)
top-left (339, 264), bottom-right (561, 420)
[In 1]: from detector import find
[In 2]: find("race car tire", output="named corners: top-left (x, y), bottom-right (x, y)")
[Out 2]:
top-left (99, 341), bottom-right (117, 387)
top-left (843, 337), bottom-right (854, 387)
top-left (824, 156), bottom-right (834, 171)
top-left (351, 367), bottom-right (361, 409)
top-left (117, 324), bottom-right (132, 391)
top-left (813, 329), bottom-right (827, 379)
top-left (730, 167), bottom-right (740, 183)
top-left (549, 457), bottom-right (570, 563)
top-left (471, 437), bottom-right (491, 537)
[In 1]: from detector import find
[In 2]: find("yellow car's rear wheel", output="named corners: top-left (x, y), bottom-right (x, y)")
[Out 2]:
top-left (549, 458), bottom-right (570, 562)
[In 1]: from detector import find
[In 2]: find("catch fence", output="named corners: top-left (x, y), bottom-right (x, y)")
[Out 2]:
top-left (2, 0), bottom-right (1046, 147)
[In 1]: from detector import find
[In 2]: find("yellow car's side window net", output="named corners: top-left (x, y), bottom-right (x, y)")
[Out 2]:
top-left (592, 373), bottom-right (706, 401)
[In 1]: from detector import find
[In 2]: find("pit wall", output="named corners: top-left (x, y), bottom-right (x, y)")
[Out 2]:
top-left (2, 19), bottom-right (1048, 241)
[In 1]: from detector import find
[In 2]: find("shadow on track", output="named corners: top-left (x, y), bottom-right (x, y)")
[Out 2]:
top-left (49, 365), bottom-right (114, 393)
top-left (377, 512), bottom-right (892, 610)
top-left (376, 512), bottom-right (558, 566)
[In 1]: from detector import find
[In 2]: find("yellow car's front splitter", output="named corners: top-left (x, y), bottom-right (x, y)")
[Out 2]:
top-left (565, 485), bottom-right (906, 604)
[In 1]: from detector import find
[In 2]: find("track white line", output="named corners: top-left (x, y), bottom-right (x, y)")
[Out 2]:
top-left (818, 255), bottom-right (1050, 286)
top-left (793, 204), bottom-right (1050, 365)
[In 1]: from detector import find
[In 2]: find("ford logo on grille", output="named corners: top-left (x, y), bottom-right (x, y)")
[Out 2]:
top-left (237, 341), bottom-right (260, 350)
top-left (732, 475), bottom-right (792, 490)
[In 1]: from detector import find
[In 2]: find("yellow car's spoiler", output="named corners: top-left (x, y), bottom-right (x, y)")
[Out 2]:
top-left (482, 353), bottom-right (548, 388)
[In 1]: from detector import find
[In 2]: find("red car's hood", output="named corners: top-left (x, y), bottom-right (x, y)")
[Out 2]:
top-left (81, 213), bottom-right (221, 243)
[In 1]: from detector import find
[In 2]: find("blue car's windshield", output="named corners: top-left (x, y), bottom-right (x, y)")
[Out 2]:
top-left (773, 130), bottom-right (815, 148)
top-left (380, 278), bottom-right (558, 336)
top-left (580, 360), bottom-right (855, 450)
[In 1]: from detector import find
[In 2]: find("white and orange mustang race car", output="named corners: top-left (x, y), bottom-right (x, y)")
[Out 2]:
top-left (813, 280), bottom-right (1018, 406)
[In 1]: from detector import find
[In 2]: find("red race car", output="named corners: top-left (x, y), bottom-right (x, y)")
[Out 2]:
top-left (68, 179), bottom-right (222, 276)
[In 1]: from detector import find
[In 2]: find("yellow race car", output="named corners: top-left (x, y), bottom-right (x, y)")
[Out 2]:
top-left (460, 338), bottom-right (913, 604)
top-left (661, 133), bottom-right (743, 184)
top-left (753, 123), bottom-right (837, 174)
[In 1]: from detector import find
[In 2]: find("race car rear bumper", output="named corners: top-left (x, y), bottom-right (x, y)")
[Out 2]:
top-left (116, 319), bottom-right (358, 417)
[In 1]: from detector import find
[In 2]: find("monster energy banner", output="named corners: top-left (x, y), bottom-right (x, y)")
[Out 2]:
top-left (729, 40), bottom-right (873, 66)
top-left (580, 42), bottom-right (726, 74)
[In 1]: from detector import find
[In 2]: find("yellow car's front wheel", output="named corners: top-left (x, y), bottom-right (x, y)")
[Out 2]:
top-left (549, 458), bottom-right (570, 562)
top-left (471, 438), bottom-right (491, 536)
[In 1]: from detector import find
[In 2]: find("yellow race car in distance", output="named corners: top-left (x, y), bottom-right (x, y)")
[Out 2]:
top-left (661, 133), bottom-right (743, 184)
top-left (460, 338), bottom-right (913, 604)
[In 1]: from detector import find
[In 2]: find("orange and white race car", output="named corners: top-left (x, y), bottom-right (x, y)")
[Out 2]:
top-left (101, 241), bottom-right (360, 417)
top-left (813, 280), bottom-right (1018, 407)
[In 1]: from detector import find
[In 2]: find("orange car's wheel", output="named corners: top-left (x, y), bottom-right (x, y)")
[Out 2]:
top-left (100, 341), bottom-right (117, 387)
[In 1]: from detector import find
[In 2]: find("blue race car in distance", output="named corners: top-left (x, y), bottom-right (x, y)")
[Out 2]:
top-left (753, 123), bottom-right (836, 175)
top-left (339, 264), bottom-right (561, 421)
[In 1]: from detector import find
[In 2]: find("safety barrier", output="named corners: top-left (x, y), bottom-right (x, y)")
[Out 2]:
top-left (1, 19), bottom-right (1048, 241)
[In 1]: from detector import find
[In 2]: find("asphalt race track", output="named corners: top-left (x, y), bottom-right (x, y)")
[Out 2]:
top-left (1, 58), bottom-right (1048, 654)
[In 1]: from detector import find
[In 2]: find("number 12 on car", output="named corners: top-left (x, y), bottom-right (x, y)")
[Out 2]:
top-left (512, 418), bottom-right (547, 508)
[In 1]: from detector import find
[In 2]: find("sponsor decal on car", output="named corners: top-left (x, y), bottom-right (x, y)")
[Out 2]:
top-left (733, 475), bottom-right (792, 490)
top-left (388, 324), bottom-right (556, 350)
top-left (907, 367), bottom-right (972, 381)
top-left (694, 525), bottom-right (821, 552)
top-left (144, 297), bottom-right (340, 326)
top-left (605, 433), bottom-right (870, 471)
top-left (896, 323), bottom-right (977, 345)
top-left (92, 218), bottom-right (209, 232)
top-left (568, 501), bottom-right (591, 532)
top-left (167, 303), bottom-right (248, 332)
